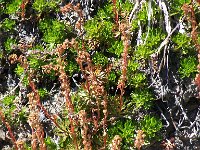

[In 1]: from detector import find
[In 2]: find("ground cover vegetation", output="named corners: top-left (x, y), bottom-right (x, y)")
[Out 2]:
top-left (0, 0), bottom-right (200, 149)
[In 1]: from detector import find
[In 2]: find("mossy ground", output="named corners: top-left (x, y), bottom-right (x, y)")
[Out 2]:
top-left (0, 0), bottom-right (200, 149)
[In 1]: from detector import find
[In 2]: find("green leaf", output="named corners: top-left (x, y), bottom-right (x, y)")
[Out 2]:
top-left (33, 0), bottom-right (60, 13)
top-left (108, 41), bottom-right (124, 57)
top-left (92, 52), bottom-right (108, 66)
top-left (6, 0), bottom-right (22, 14)
top-left (128, 72), bottom-right (146, 88)
top-left (45, 137), bottom-right (57, 149)
top-left (39, 19), bottom-right (68, 44)
top-left (85, 17), bottom-right (114, 43)
top-left (179, 56), bottom-right (197, 78)
top-left (2, 95), bottom-right (15, 106)
top-left (131, 89), bottom-right (153, 109)
top-left (1, 18), bottom-right (15, 31)
top-left (4, 38), bottom-right (16, 52)
top-left (15, 64), bottom-right (29, 86)
top-left (140, 115), bottom-right (162, 140)
top-left (38, 88), bottom-right (48, 98)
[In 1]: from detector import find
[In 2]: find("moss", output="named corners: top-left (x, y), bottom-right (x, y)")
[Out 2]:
top-left (130, 89), bottom-right (154, 109)
top-left (5, 0), bottom-right (22, 14)
top-left (108, 40), bottom-right (124, 57)
top-left (179, 56), bottom-right (198, 78)
top-left (33, 0), bottom-right (61, 13)
top-left (92, 52), bottom-right (109, 66)
top-left (84, 18), bottom-right (114, 43)
top-left (39, 19), bottom-right (69, 44)
top-left (1, 18), bottom-right (15, 31)
top-left (108, 119), bottom-right (136, 149)
top-left (3, 0), bottom-right (196, 149)
top-left (140, 115), bottom-right (162, 141)
top-left (4, 37), bottom-right (16, 53)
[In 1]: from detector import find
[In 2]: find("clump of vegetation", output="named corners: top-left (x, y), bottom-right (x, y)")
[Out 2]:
top-left (179, 56), bottom-right (197, 78)
top-left (1, 0), bottom-right (200, 149)
top-left (33, 0), bottom-right (60, 13)
top-left (39, 19), bottom-right (70, 45)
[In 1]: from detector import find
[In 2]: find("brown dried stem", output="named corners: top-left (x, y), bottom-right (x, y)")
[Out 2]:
top-left (27, 91), bottom-right (46, 150)
top-left (55, 41), bottom-right (78, 149)
top-left (182, 2), bottom-right (200, 95)
top-left (0, 109), bottom-right (18, 149)
top-left (117, 23), bottom-right (131, 110)
top-left (112, 0), bottom-right (119, 25)
top-left (60, 3), bottom-right (109, 148)
top-left (28, 74), bottom-right (66, 133)
top-left (134, 130), bottom-right (145, 150)
top-left (110, 135), bottom-right (122, 150)
top-left (79, 110), bottom-right (92, 150)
